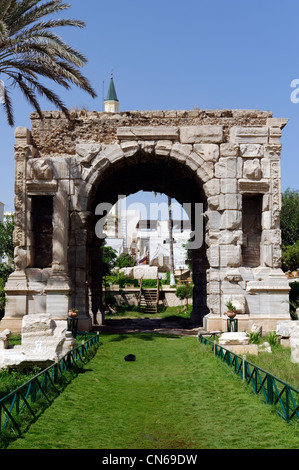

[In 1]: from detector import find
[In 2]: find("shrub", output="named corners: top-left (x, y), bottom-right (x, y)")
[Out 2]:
top-left (0, 278), bottom-right (6, 319)
top-left (104, 273), bottom-right (138, 288)
top-left (142, 279), bottom-right (158, 288)
top-left (268, 331), bottom-right (278, 347)
top-left (175, 284), bottom-right (193, 300)
top-left (282, 242), bottom-right (299, 272)
top-left (248, 331), bottom-right (261, 344)
top-left (115, 253), bottom-right (136, 268)
top-left (288, 282), bottom-right (299, 319)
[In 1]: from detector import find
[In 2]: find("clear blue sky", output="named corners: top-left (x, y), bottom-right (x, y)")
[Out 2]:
top-left (1, 0), bottom-right (299, 213)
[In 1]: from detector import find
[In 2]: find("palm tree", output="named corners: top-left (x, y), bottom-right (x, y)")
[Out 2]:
top-left (0, 0), bottom-right (97, 126)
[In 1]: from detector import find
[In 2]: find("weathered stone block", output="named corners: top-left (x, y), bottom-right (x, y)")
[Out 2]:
top-left (193, 144), bottom-right (220, 162)
top-left (240, 144), bottom-right (263, 158)
top-left (230, 126), bottom-right (269, 144)
top-left (243, 159), bottom-right (262, 179)
top-left (209, 281), bottom-right (221, 294)
top-left (209, 245), bottom-right (220, 267)
top-left (219, 230), bottom-right (243, 245)
top-left (264, 145), bottom-right (281, 160)
top-left (223, 294), bottom-right (246, 313)
top-left (219, 332), bottom-right (249, 345)
top-left (117, 126), bottom-right (179, 141)
top-left (102, 143), bottom-right (124, 165)
top-left (269, 127), bottom-right (282, 145)
top-left (120, 141), bottom-right (140, 157)
top-left (220, 245), bottom-right (242, 267)
top-left (208, 195), bottom-right (219, 210)
top-left (205, 210), bottom-right (221, 231)
top-left (290, 326), bottom-right (299, 363)
top-left (187, 151), bottom-right (204, 171)
top-left (262, 211), bottom-right (272, 230)
top-left (76, 143), bottom-right (100, 163)
top-left (218, 194), bottom-right (242, 211)
top-left (203, 179), bottom-right (220, 196)
top-left (221, 179), bottom-right (237, 194)
top-left (276, 320), bottom-right (299, 338)
top-left (155, 140), bottom-right (172, 156)
top-left (215, 158), bottom-right (237, 178)
top-left (170, 143), bottom-right (192, 164)
top-left (180, 126), bottom-right (223, 144)
top-left (220, 210), bottom-right (242, 230)
top-left (220, 143), bottom-right (239, 157)
top-left (238, 179), bottom-right (269, 193)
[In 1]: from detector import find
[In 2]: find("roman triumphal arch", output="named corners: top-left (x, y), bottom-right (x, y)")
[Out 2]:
top-left (0, 108), bottom-right (291, 333)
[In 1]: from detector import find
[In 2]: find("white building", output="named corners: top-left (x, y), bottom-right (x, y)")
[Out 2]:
top-left (104, 198), bottom-right (191, 268)
top-left (134, 218), bottom-right (191, 269)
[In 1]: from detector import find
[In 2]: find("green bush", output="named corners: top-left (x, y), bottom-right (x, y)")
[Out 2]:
top-left (161, 271), bottom-right (171, 285)
top-left (175, 284), bottom-right (193, 300)
top-left (248, 331), bottom-right (261, 344)
top-left (142, 279), bottom-right (158, 288)
top-left (288, 281), bottom-right (299, 318)
top-left (104, 273), bottom-right (138, 288)
top-left (268, 331), bottom-right (278, 347)
top-left (114, 253), bottom-right (136, 268)
top-left (0, 278), bottom-right (6, 319)
top-left (282, 242), bottom-right (299, 272)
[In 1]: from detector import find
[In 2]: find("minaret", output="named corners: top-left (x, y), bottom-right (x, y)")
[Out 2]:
top-left (104, 72), bottom-right (119, 113)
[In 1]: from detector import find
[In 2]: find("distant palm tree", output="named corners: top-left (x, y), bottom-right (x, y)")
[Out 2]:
top-left (168, 195), bottom-right (176, 286)
top-left (0, 0), bottom-right (97, 126)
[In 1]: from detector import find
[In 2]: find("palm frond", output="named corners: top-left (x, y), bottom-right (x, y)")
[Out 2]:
top-left (0, 0), bottom-right (97, 126)
top-left (1, 84), bottom-right (14, 125)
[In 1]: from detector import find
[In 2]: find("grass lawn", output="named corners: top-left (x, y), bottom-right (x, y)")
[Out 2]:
top-left (5, 332), bottom-right (299, 450)
top-left (104, 305), bottom-right (192, 321)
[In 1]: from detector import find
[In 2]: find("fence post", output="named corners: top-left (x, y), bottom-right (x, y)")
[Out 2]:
top-left (267, 374), bottom-right (273, 405)
top-left (285, 387), bottom-right (290, 422)
top-left (242, 355), bottom-right (246, 382)
top-left (213, 341), bottom-right (216, 355)
top-left (67, 351), bottom-right (71, 370)
top-left (54, 357), bottom-right (59, 383)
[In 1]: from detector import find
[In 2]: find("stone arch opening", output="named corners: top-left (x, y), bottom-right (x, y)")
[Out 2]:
top-left (69, 149), bottom-right (209, 327)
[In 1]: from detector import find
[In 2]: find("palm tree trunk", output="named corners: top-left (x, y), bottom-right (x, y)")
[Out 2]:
top-left (168, 196), bottom-right (176, 286)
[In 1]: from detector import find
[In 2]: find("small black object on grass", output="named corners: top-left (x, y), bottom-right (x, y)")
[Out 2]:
top-left (124, 354), bottom-right (136, 361)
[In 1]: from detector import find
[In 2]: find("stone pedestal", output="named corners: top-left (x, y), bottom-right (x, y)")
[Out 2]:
top-left (0, 271), bottom-right (28, 332)
top-left (44, 271), bottom-right (72, 320)
top-left (0, 314), bottom-right (77, 369)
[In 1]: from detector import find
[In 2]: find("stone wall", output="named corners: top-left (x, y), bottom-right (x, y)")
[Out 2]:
top-left (0, 108), bottom-right (291, 333)
top-left (29, 109), bottom-right (273, 156)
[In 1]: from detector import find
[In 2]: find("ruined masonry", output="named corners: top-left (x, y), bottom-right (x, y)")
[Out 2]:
top-left (0, 108), bottom-right (291, 333)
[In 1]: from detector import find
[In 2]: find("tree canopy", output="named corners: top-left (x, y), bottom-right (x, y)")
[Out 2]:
top-left (280, 188), bottom-right (299, 247)
top-left (0, 0), bottom-right (97, 125)
top-left (280, 188), bottom-right (299, 271)
top-left (101, 244), bottom-right (117, 278)
top-left (0, 214), bottom-right (14, 262)
top-left (114, 252), bottom-right (136, 268)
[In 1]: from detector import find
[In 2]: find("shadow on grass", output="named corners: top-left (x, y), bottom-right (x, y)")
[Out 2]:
top-left (107, 332), bottom-right (182, 342)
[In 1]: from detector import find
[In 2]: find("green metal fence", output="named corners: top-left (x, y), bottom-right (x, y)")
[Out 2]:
top-left (0, 331), bottom-right (100, 436)
top-left (198, 334), bottom-right (299, 423)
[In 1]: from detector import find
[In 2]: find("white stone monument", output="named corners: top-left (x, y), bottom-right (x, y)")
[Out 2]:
top-left (0, 314), bottom-right (77, 369)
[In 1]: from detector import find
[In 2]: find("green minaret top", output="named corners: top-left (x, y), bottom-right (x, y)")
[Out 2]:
top-left (106, 72), bottom-right (119, 102)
